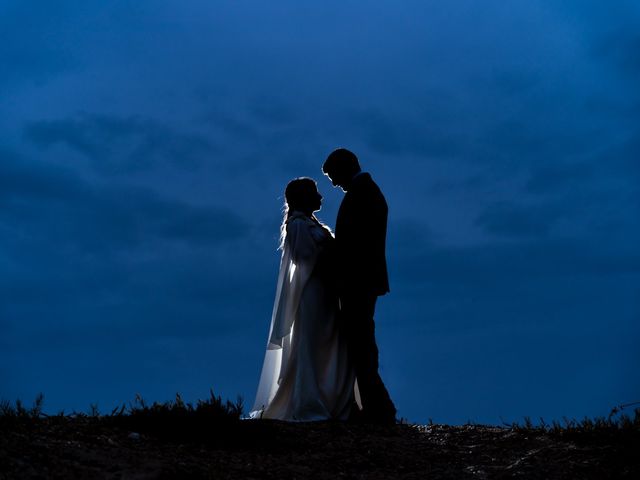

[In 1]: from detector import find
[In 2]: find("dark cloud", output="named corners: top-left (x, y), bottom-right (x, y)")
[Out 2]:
top-left (1, 256), bottom-right (272, 343)
top-left (249, 96), bottom-right (299, 126)
top-left (393, 236), bottom-right (640, 288)
top-left (388, 219), bottom-right (434, 250)
top-left (0, 149), bottom-right (81, 202)
top-left (0, 152), bottom-right (270, 399)
top-left (480, 118), bottom-right (599, 165)
top-left (353, 109), bottom-right (467, 159)
top-left (24, 114), bottom-right (217, 173)
top-left (525, 164), bottom-right (594, 195)
top-left (201, 110), bottom-right (259, 139)
top-left (0, 150), bottom-right (249, 256)
top-left (0, 151), bottom-right (257, 357)
top-left (475, 201), bottom-right (564, 238)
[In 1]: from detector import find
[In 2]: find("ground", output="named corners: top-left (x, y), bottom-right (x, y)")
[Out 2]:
top-left (1, 416), bottom-right (638, 479)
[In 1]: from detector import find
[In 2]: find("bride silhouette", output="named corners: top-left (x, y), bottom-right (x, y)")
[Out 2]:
top-left (249, 177), bottom-right (355, 421)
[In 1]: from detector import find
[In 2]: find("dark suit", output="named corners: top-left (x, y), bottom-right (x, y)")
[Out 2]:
top-left (335, 172), bottom-right (396, 422)
top-left (335, 173), bottom-right (390, 296)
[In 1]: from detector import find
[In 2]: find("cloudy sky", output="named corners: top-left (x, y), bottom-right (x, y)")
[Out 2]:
top-left (1, 0), bottom-right (638, 424)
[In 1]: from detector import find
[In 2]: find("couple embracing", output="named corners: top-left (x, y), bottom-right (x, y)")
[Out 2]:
top-left (250, 148), bottom-right (397, 424)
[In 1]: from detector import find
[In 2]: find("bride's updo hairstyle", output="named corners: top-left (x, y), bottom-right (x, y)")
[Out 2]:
top-left (284, 177), bottom-right (317, 217)
top-left (280, 177), bottom-right (324, 250)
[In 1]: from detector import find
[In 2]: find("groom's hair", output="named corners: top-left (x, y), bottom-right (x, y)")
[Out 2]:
top-left (323, 148), bottom-right (361, 175)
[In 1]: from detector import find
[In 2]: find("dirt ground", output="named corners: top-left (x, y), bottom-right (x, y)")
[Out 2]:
top-left (1, 417), bottom-right (638, 479)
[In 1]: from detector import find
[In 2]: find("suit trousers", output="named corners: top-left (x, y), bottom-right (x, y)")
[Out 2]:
top-left (340, 294), bottom-right (396, 421)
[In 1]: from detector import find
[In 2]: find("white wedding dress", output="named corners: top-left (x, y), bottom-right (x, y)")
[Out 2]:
top-left (249, 212), bottom-right (355, 421)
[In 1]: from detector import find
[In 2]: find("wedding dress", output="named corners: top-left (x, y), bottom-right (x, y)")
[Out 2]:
top-left (249, 212), bottom-right (355, 421)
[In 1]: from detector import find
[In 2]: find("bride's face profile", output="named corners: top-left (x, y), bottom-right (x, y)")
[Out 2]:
top-left (309, 185), bottom-right (322, 213)
top-left (299, 184), bottom-right (322, 214)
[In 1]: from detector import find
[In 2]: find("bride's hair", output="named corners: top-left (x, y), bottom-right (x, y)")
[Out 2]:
top-left (280, 177), bottom-right (329, 250)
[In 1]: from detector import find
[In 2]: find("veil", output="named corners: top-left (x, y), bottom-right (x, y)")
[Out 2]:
top-left (249, 213), bottom-right (318, 417)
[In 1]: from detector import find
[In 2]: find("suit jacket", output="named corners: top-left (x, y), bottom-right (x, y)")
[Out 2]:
top-left (335, 172), bottom-right (390, 297)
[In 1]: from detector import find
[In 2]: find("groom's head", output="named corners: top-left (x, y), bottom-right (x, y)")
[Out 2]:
top-left (322, 148), bottom-right (361, 191)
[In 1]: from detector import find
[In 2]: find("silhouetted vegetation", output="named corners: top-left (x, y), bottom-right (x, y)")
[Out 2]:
top-left (107, 390), bottom-right (243, 442)
top-left (0, 392), bottom-right (45, 420)
top-left (1, 390), bottom-right (243, 444)
top-left (4, 393), bottom-right (638, 436)
top-left (505, 401), bottom-right (640, 436)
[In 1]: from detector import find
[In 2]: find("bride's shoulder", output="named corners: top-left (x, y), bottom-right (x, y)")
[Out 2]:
top-left (285, 213), bottom-right (313, 238)
top-left (285, 213), bottom-right (331, 242)
top-left (286, 212), bottom-right (312, 228)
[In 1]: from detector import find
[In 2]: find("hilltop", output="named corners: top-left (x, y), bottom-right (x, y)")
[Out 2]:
top-left (1, 395), bottom-right (638, 479)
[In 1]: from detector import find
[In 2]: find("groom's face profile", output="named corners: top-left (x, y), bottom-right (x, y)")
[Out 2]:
top-left (323, 148), bottom-right (361, 192)
top-left (323, 168), bottom-right (350, 191)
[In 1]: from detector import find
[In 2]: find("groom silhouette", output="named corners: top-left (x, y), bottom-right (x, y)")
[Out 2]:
top-left (323, 148), bottom-right (397, 424)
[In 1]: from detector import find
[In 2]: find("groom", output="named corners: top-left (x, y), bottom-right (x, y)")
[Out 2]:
top-left (323, 148), bottom-right (397, 424)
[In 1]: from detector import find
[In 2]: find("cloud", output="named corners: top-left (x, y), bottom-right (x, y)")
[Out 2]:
top-left (479, 118), bottom-right (599, 166)
top-left (353, 109), bottom-right (468, 159)
top-left (393, 235), bottom-right (640, 290)
top-left (249, 95), bottom-right (299, 126)
top-left (388, 219), bottom-right (435, 251)
top-left (24, 114), bottom-right (217, 173)
top-left (556, 0), bottom-right (640, 82)
top-left (0, 149), bottom-right (249, 256)
top-left (0, 149), bottom-right (82, 202)
top-left (201, 109), bottom-right (260, 140)
top-left (384, 231), bottom-right (640, 342)
top-left (0, 150), bottom-right (267, 354)
top-left (525, 164), bottom-right (594, 195)
top-left (475, 201), bottom-right (564, 238)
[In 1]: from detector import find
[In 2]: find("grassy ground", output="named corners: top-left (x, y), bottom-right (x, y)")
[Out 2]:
top-left (1, 394), bottom-right (638, 479)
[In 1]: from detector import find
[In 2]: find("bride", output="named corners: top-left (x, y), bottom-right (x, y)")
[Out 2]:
top-left (249, 177), bottom-right (355, 421)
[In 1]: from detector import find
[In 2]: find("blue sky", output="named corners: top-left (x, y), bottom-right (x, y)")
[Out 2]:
top-left (1, 0), bottom-right (638, 424)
